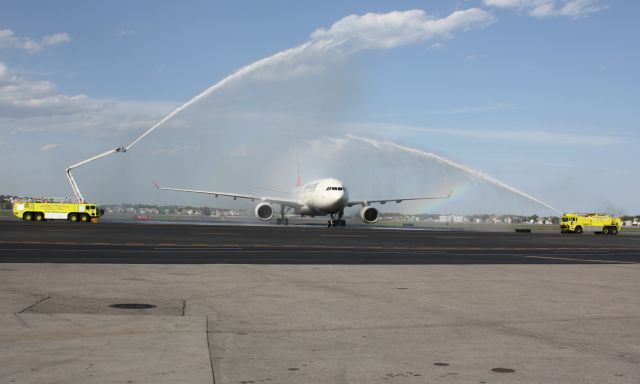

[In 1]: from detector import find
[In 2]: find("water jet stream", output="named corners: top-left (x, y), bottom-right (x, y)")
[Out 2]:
top-left (346, 134), bottom-right (562, 214)
top-left (125, 43), bottom-right (314, 150)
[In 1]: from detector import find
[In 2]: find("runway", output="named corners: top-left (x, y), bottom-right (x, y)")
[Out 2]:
top-left (1, 220), bottom-right (638, 264)
top-left (2, 218), bottom-right (640, 383)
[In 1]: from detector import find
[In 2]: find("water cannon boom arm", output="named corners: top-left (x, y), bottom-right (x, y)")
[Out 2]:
top-left (63, 72), bottom-right (215, 202)
top-left (65, 146), bottom-right (127, 202)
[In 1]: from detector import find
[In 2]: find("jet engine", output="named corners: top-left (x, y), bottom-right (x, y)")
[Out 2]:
top-left (255, 203), bottom-right (273, 221)
top-left (359, 206), bottom-right (380, 224)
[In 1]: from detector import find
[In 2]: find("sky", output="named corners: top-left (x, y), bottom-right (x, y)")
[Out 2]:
top-left (1, 0), bottom-right (638, 215)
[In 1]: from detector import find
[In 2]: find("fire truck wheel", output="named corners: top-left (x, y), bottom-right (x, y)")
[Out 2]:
top-left (574, 226), bottom-right (583, 234)
top-left (80, 214), bottom-right (90, 223)
top-left (69, 213), bottom-right (79, 222)
top-left (603, 227), bottom-right (610, 234)
top-left (23, 212), bottom-right (33, 221)
top-left (610, 227), bottom-right (618, 235)
top-left (34, 213), bottom-right (44, 221)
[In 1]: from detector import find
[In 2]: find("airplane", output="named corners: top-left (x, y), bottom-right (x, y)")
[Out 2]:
top-left (153, 178), bottom-right (451, 227)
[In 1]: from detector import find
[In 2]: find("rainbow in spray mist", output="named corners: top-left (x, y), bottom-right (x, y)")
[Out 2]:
top-left (345, 134), bottom-right (562, 214)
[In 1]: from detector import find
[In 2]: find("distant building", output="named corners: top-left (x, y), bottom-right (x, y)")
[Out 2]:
top-left (439, 215), bottom-right (452, 223)
top-left (453, 216), bottom-right (467, 223)
top-left (439, 215), bottom-right (467, 223)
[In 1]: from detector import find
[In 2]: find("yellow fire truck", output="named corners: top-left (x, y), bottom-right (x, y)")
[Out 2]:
top-left (13, 200), bottom-right (104, 223)
top-left (560, 213), bottom-right (622, 235)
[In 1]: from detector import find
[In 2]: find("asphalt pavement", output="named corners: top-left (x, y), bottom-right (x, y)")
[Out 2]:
top-left (1, 218), bottom-right (640, 383)
top-left (0, 219), bottom-right (638, 264)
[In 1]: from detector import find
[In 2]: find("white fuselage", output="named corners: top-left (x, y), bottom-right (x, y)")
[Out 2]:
top-left (293, 178), bottom-right (349, 216)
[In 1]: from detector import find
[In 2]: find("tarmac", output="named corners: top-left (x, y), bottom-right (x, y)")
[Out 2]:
top-left (1, 219), bottom-right (639, 383)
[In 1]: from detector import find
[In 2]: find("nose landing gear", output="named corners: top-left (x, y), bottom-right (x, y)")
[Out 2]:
top-left (328, 211), bottom-right (346, 227)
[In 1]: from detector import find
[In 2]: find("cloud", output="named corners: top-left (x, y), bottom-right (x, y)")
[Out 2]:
top-left (115, 29), bottom-right (134, 38)
top-left (0, 64), bottom-right (99, 117)
top-left (0, 62), bottom-right (177, 136)
top-left (484, 0), bottom-right (608, 18)
top-left (40, 143), bottom-right (60, 152)
top-left (236, 8), bottom-right (495, 81)
top-left (122, 8), bottom-right (497, 152)
top-left (0, 28), bottom-right (70, 53)
top-left (311, 9), bottom-right (495, 51)
top-left (464, 53), bottom-right (489, 61)
top-left (42, 33), bottom-right (71, 46)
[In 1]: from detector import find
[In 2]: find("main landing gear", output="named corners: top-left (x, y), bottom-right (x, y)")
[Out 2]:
top-left (328, 211), bottom-right (346, 227)
top-left (276, 205), bottom-right (289, 225)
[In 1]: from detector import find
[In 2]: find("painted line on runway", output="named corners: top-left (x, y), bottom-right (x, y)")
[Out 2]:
top-left (153, 247), bottom-right (244, 252)
top-left (551, 250), bottom-right (609, 253)
top-left (0, 248), bottom-right (433, 255)
top-left (524, 256), bottom-right (636, 264)
top-left (319, 234), bottom-right (368, 238)
top-left (0, 240), bottom-right (637, 252)
top-left (0, 248), bottom-right (245, 253)
top-left (191, 232), bottom-right (241, 236)
top-left (3, 245), bottom-right (635, 259)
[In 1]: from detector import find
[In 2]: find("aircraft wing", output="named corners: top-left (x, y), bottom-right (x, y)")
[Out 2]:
top-left (346, 190), bottom-right (452, 207)
top-left (153, 181), bottom-right (303, 210)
